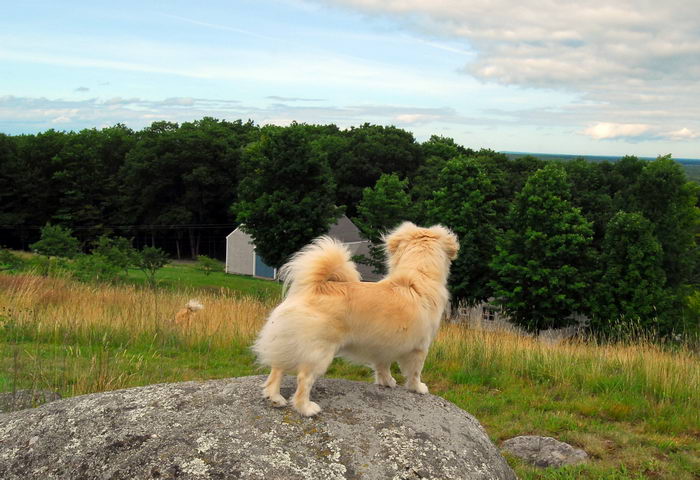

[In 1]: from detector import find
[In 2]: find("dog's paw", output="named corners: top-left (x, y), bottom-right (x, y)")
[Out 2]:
top-left (262, 388), bottom-right (288, 407)
top-left (408, 382), bottom-right (429, 394)
top-left (295, 401), bottom-right (322, 417)
top-left (376, 376), bottom-right (397, 388)
top-left (268, 394), bottom-right (288, 407)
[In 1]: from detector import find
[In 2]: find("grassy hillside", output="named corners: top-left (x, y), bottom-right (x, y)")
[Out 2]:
top-left (1, 273), bottom-right (698, 479)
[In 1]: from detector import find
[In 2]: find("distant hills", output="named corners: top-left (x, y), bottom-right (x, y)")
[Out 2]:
top-left (502, 152), bottom-right (700, 183)
top-left (502, 151), bottom-right (700, 165)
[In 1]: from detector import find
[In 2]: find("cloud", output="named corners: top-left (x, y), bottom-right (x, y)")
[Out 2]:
top-left (74, 86), bottom-right (90, 93)
top-left (0, 94), bottom-right (480, 136)
top-left (583, 123), bottom-right (651, 140)
top-left (666, 127), bottom-right (699, 140)
top-left (319, 0), bottom-right (700, 142)
top-left (266, 96), bottom-right (326, 102)
top-left (582, 123), bottom-right (699, 141)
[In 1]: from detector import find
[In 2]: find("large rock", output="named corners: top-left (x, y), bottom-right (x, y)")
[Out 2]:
top-left (0, 389), bottom-right (61, 413)
top-left (501, 435), bottom-right (588, 468)
top-left (0, 375), bottom-right (516, 480)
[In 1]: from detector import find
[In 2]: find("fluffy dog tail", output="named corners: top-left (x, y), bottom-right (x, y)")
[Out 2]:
top-left (186, 299), bottom-right (204, 312)
top-left (279, 236), bottom-right (361, 295)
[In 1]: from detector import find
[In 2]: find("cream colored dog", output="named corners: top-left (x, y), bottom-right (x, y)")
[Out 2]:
top-left (253, 221), bottom-right (459, 416)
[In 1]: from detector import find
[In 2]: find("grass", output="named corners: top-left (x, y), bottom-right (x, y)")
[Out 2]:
top-left (124, 260), bottom-right (282, 300)
top-left (1, 273), bottom-right (699, 479)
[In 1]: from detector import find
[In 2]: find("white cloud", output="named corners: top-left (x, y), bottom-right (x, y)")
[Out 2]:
top-left (666, 127), bottom-right (699, 140)
top-left (319, 0), bottom-right (700, 143)
top-left (583, 123), bottom-right (651, 140)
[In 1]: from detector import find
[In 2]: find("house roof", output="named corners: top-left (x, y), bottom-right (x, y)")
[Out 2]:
top-left (328, 215), bottom-right (363, 243)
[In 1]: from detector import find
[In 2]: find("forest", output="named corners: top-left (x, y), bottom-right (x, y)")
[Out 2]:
top-left (0, 117), bottom-right (698, 335)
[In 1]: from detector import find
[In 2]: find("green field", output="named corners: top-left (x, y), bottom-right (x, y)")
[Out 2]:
top-left (124, 260), bottom-right (282, 300)
top-left (1, 271), bottom-right (698, 479)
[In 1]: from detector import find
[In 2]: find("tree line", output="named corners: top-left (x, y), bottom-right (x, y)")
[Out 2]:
top-left (0, 118), bottom-right (698, 335)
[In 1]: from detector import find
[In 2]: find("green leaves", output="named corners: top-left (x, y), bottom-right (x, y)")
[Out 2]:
top-left (353, 173), bottom-right (413, 274)
top-left (30, 224), bottom-right (81, 259)
top-left (490, 164), bottom-right (594, 333)
top-left (426, 156), bottom-right (499, 305)
top-left (232, 123), bottom-right (341, 269)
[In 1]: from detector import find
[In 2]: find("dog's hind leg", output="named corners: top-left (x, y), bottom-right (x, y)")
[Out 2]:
top-left (262, 367), bottom-right (287, 407)
top-left (373, 363), bottom-right (397, 388)
top-left (292, 350), bottom-right (335, 417)
top-left (398, 349), bottom-right (429, 394)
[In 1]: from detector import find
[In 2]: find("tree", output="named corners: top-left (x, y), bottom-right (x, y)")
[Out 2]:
top-left (135, 246), bottom-right (170, 287)
top-left (426, 157), bottom-right (498, 304)
top-left (232, 123), bottom-right (341, 268)
top-left (92, 235), bottom-right (138, 276)
top-left (330, 124), bottom-right (423, 216)
top-left (627, 155), bottom-right (699, 290)
top-left (118, 118), bottom-right (257, 258)
top-left (562, 159), bottom-right (615, 247)
top-left (30, 224), bottom-right (80, 259)
top-left (1, 130), bottom-right (67, 249)
top-left (590, 212), bottom-right (669, 334)
top-left (354, 173), bottom-right (414, 274)
top-left (50, 125), bottom-right (136, 245)
top-left (490, 164), bottom-right (594, 333)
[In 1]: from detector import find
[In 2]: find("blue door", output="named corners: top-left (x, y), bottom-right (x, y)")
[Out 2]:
top-left (254, 254), bottom-right (276, 279)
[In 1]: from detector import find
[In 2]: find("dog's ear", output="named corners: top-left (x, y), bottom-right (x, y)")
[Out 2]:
top-left (383, 221), bottom-right (418, 255)
top-left (430, 225), bottom-right (459, 260)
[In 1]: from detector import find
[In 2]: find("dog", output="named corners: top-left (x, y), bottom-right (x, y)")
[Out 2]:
top-left (174, 299), bottom-right (204, 328)
top-left (253, 221), bottom-right (459, 416)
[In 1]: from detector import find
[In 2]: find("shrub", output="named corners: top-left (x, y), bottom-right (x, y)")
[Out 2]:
top-left (73, 254), bottom-right (122, 284)
top-left (135, 246), bottom-right (170, 287)
top-left (196, 255), bottom-right (223, 276)
top-left (0, 249), bottom-right (24, 272)
top-left (92, 236), bottom-right (138, 276)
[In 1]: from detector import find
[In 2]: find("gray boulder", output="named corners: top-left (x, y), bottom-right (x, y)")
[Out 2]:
top-left (0, 389), bottom-right (61, 413)
top-left (0, 375), bottom-right (516, 479)
top-left (501, 435), bottom-right (588, 468)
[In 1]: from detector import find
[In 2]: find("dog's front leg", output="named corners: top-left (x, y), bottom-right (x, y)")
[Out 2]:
top-left (399, 350), bottom-right (429, 394)
top-left (373, 363), bottom-right (397, 388)
top-left (262, 367), bottom-right (287, 407)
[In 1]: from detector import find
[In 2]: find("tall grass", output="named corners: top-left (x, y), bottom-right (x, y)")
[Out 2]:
top-left (1, 273), bottom-right (699, 478)
top-left (0, 275), bottom-right (272, 396)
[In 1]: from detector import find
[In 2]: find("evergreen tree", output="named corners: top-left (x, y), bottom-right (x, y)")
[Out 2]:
top-left (490, 164), bottom-right (594, 333)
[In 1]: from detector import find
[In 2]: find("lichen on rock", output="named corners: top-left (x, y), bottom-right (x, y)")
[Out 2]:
top-left (0, 375), bottom-right (516, 479)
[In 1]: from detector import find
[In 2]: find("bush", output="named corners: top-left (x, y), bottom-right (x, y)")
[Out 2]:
top-left (135, 246), bottom-right (170, 287)
top-left (92, 236), bottom-right (138, 276)
top-left (196, 255), bottom-right (223, 276)
top-left (73, 254), bottom-right (122, 283)
top-left (30, 224), bottom-right (80, 259)
top-left (0, 249), bottom-right (24, 272)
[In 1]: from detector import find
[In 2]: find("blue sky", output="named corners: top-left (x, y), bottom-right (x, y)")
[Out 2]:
top-left (2, 0), bottom-right (699, 158)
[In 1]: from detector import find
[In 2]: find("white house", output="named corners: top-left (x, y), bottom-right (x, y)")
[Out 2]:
top-left (225, 215), bottom-right (381, 281)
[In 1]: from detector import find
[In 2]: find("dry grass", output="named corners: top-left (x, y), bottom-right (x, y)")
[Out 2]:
top-left (0, 274), bottom-right (270, 348)
top-left (1, 273), bottom-right (699, 478)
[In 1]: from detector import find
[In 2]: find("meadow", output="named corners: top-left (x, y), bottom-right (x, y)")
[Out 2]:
top-left (1, 269), bottom-right (698, 479)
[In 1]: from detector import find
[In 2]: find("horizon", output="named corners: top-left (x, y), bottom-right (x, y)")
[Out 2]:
top-left (2, 1), bottom-right (699, 159)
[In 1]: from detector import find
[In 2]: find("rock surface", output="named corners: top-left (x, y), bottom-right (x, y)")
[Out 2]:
top-left (0, 375), bottom-right (516, 480)
top-left (501, 435), bottom-right (588, 468)
top-left (0, 389), bottom-right (61, 413)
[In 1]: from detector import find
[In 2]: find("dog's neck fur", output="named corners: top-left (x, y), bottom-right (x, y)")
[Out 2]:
top-left (385, 245), bottom-right (451, 311)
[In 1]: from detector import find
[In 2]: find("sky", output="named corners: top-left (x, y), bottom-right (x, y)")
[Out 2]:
top-left (2, 0), bottom-right (699, 158)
